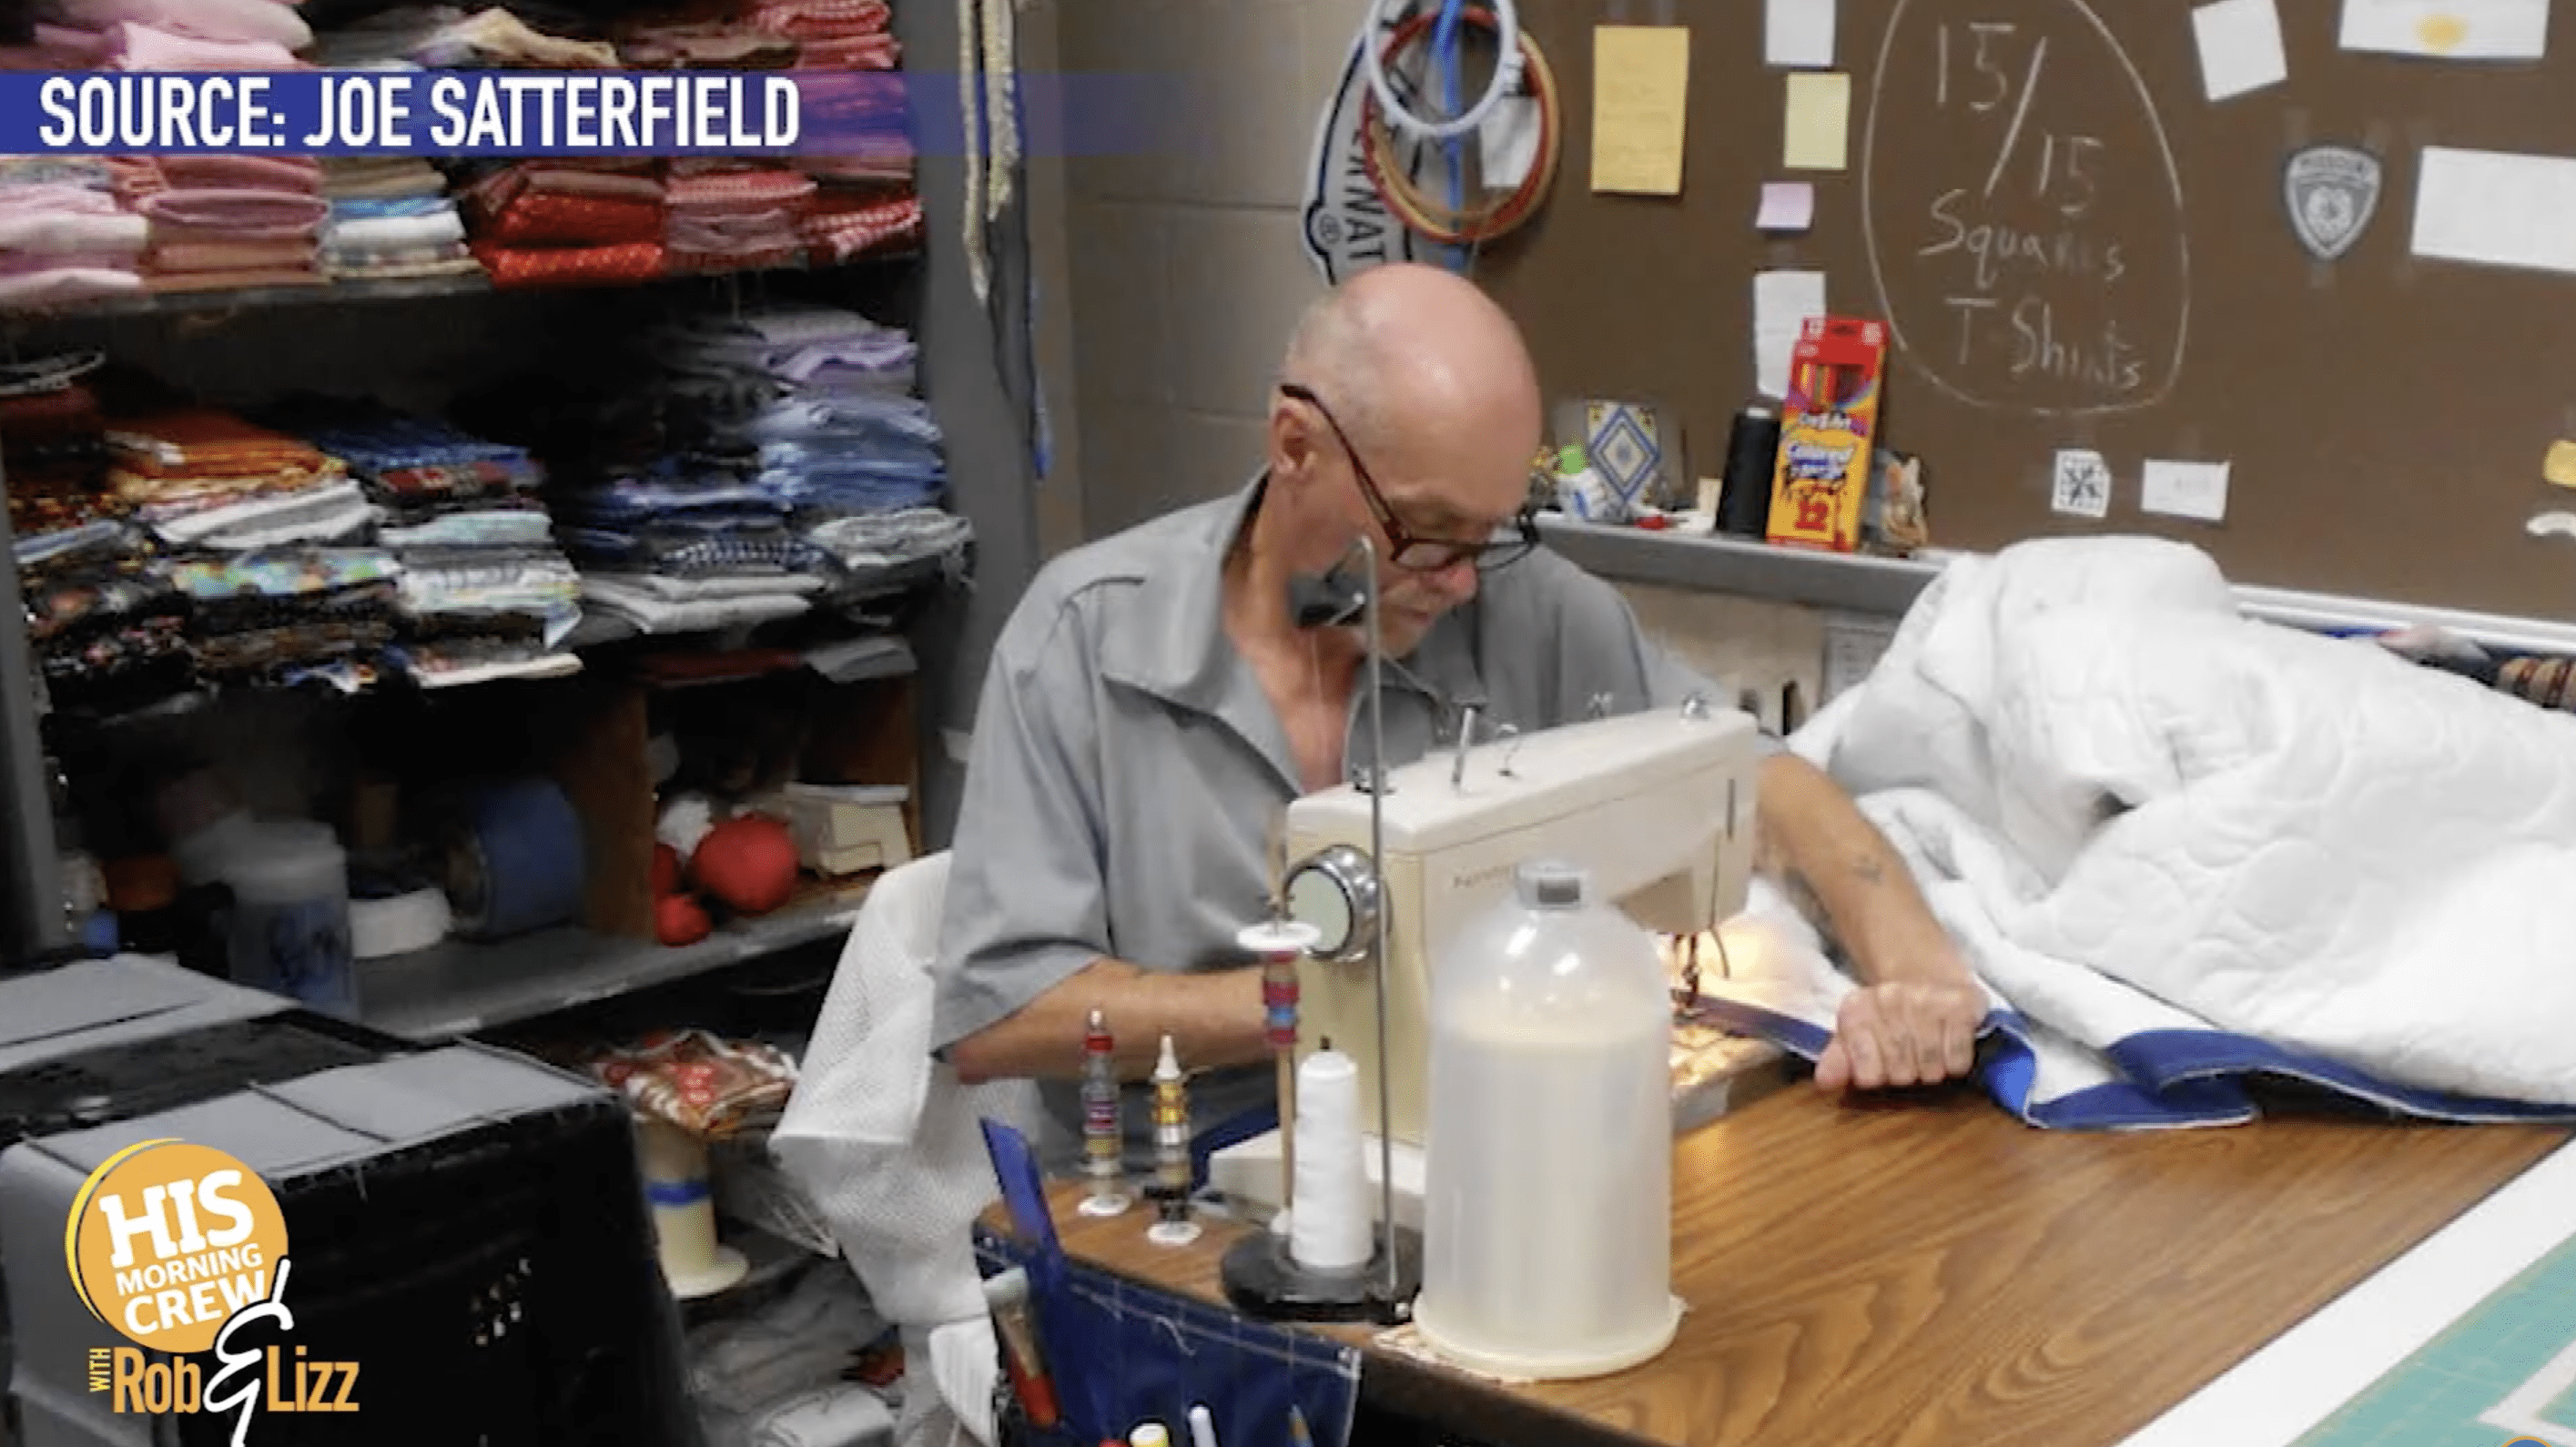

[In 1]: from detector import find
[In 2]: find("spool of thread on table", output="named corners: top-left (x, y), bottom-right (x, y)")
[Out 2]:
top-left (1716, 405), bottom-right (1781, 538)
top-left (1289, 1042), bottom-right (1373, 1273)
top-left (637, 1118), bottom-right (747, 1300)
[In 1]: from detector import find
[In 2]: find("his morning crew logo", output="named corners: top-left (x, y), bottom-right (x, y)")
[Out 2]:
top-left (67, 1138), bottom-right (359, 1442)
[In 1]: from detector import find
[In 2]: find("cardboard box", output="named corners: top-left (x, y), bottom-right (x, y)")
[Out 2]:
top-left (1766, 316), bottom-right (1891, 553)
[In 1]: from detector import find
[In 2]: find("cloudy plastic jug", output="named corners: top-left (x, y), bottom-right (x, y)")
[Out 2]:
top-left (1414, 858), bottom-right (1679, 1381)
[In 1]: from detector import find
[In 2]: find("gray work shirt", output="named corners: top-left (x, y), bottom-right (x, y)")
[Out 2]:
top-left (929, 479), bottom-right (1775, 1164)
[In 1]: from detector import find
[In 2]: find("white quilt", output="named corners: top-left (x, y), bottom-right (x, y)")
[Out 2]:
top-left (1710, 535), bottom-right (2576, 1127)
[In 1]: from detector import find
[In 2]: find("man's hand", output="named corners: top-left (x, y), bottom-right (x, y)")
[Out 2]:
top-left (1814, 978), bottom-right (1985, 1094)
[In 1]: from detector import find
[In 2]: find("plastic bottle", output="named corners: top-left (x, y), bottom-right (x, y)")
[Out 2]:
top-left (222, 820), bottom-right (356, 1019)
top-left (1414, 858), bottom-right (1680, 1381)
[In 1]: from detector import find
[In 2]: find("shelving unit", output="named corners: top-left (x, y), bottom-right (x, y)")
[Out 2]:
top-left (357, 878), bottom-right (869, 1041)
top-left (0, 0), bottom-right (1051, 1046)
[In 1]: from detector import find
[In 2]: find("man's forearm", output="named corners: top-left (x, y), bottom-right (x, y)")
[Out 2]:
top-left (1753, 753), bottom-right (1965, 987)
top-left (948, 958), bottom-right (1268, 1084)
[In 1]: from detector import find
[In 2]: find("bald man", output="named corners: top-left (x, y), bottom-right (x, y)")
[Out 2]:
top-left (932, 264), bottom-right (1982, 1163)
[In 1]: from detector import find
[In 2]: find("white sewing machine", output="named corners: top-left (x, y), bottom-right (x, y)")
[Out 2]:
top-left (1207, 700), bottom-right (1771, 1226)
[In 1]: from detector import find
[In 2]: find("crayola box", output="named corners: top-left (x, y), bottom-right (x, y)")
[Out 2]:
top-left (1766, 316), bottom-right (1889, 552)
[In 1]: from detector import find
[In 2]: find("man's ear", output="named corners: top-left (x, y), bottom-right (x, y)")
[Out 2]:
top-left (1269, 397), bottom-right (1317, 487)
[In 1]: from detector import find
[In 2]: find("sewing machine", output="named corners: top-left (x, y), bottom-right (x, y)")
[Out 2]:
top-left (1207, 699), bottom-right (1775, 1225)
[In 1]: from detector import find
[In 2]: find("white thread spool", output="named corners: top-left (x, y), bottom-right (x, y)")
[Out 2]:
top-left (1289, 1044), bottom-right (1374, 1272)
top-left (637, 1118), bottom-right (748, 1299)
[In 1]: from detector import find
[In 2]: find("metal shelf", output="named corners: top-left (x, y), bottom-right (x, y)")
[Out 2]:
top-left (355, 881), bottom-right (870, 1042)
top-left (1541, 514), bottom-right (2576, 658)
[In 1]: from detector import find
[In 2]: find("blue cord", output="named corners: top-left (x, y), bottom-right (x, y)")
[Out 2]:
top-left (1432, 0), bottom-right (1468, 270)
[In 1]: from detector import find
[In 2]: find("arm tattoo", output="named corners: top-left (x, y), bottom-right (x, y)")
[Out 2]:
top-left (1753, 825), bottom-right (1830, 926)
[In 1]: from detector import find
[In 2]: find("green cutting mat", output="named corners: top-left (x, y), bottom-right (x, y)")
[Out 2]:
top-left (2293, 1230), bottom-right (2576, 1447)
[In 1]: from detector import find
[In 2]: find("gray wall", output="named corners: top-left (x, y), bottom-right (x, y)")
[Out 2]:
top-left (1020, 0), bottom-right (1834, 720)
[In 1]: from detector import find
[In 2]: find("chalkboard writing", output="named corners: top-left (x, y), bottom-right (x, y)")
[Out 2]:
top-left (1861, 0), bottom-right (2189, 417)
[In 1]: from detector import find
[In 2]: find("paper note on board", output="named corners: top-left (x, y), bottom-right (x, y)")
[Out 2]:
top-left (2192, 0), bottom-right (2289, 101)
top-left (1591, 25), bottom-right (1691, 195)
top-left (1765, 0), bottom-right (1836, 67)
top-left (2544, 440), bottom-right (2576, 488)
top-left (2142, 460), bottom-right (2230, 522)
top-left (1757, 181), bottom-right (1815, 232)
top-left (2052, 450), bottom-right (2113, 519)
top-left (2339, 0), bottom-right (2549, 59)
top-left (2411, 146), bottom-right (2576, 274)
top-left (1781, 72), bottom-right (1850, 171)
top-left (1752, 269), bottom-right (1827, 400)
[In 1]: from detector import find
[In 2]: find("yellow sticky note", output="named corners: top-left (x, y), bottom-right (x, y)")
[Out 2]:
top-left (1783, 71), bottom-right (1851, 172)
top-left (1591, 25), bottom-right (1690, 196)
top-left (2545, 440), bottom-right (2576, 489)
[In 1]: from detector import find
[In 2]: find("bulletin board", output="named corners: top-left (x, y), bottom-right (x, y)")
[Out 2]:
top-left (1474, 0), bottom-right (2576, 617)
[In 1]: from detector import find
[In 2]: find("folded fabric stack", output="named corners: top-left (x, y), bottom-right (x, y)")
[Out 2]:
top-left (753, 0), bottom-right (896, 70)
top-left (800, 187), bottom-right (921, 265)
top-left (163, 548), bottom-right (401, 690)
top-left (553, 452), bottom-right (830, 637)
top-left (75, 16), bottom-right (299, 66)
top-left (663, 161), bottom-right (816, 275)
top-left (115, 154), bottom-right (330, 294)
top-left (0, 157), bottom-right (147, 308)
top-left (0, 24), bottom-right (113, 66)
top-left (104, 404), bottom-right (368, 553)
top-left (4, 355), bottom-right (188, 712)
top-left (45, 0), bottom-right (311, 51)
top-left (644, 301), bottom-right (964, 599)
top-left (311, 5), bottom-right (620, 68)
top-left (96, 397), bottom-right (399, 690)
top-left (262, 397), bottom-right (582, 687)
top-left (615, 9), bottom-right (799, 68)
top-left (461, 160), bottom-right (668, 289)
top-left (320, 156), bottom-right (481, 282)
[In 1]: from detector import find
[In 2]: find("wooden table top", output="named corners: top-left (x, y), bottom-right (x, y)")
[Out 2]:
top-left (1013, 1085), bottom-right (2570, 1447)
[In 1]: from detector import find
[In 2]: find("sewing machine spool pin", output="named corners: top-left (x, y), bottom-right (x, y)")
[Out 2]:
top-left (1450, 704), bottom-right (1480, 789)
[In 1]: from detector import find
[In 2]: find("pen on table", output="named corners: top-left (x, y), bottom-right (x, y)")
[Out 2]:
top-left (1186, 1401), bottom-right (1219, 1447)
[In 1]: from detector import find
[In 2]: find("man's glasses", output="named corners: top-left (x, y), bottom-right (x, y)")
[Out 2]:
top-left (1278, 382), bottom-right (1539, 572)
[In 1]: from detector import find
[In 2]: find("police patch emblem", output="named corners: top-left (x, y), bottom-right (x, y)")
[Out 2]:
top-left (2284, 145), bottom-right (2383, 263)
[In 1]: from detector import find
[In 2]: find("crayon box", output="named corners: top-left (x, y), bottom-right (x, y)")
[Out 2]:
top-left (1765, 316), bottom-right (1889, 552)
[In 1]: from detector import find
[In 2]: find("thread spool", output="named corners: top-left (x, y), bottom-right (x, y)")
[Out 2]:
top-left (1238, 917), bottom-right (1319, 1208)
top-left (1146, 1034), bottom-right (1200, 1247)
top-left (1289, 1042), bottom-right (1373, 1273)
top-left (444, 778), bottom-right (586, 941)
top-left (1077, 1007), bottom-right (1131, 1218)
top-left (1716, 405), bottom-right (1781, 538)
top-left (637, 1118), bottom-right (748, 1299)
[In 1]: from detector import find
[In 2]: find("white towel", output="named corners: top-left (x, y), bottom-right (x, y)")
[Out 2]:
top-left (773, 852), bottom-right (1045, 1447)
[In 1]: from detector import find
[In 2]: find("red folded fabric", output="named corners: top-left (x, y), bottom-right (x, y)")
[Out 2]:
top-left (471, 240), bottom-right (665, 288)
top-left (480, 192), bottom-right (665, 248)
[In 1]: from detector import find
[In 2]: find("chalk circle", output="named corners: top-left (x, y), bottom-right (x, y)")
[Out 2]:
top-left (66, 1139), bottom-right (290, 1355)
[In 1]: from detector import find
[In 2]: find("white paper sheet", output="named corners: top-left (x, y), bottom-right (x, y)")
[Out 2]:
top-left (1752, 269), bottom-right (1827, 400)
top-left (2339, 0), bottom-right (2550, 59)
top-left (2193, 0), bottom-right (2288, 100)
top-left (2411, 145), bottom-right (2576, 274)
top-left (1757, 181), bottom-right (1815, 232)
top-left (1765, 0), bottom-right (1836, 67)
top-left (2120, 1138), bottom-right (2576, 1447)
top-left (2141, 459), bottom-right (2230, 521)
top-left (2052, 450), bottom-right (2113, 519)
